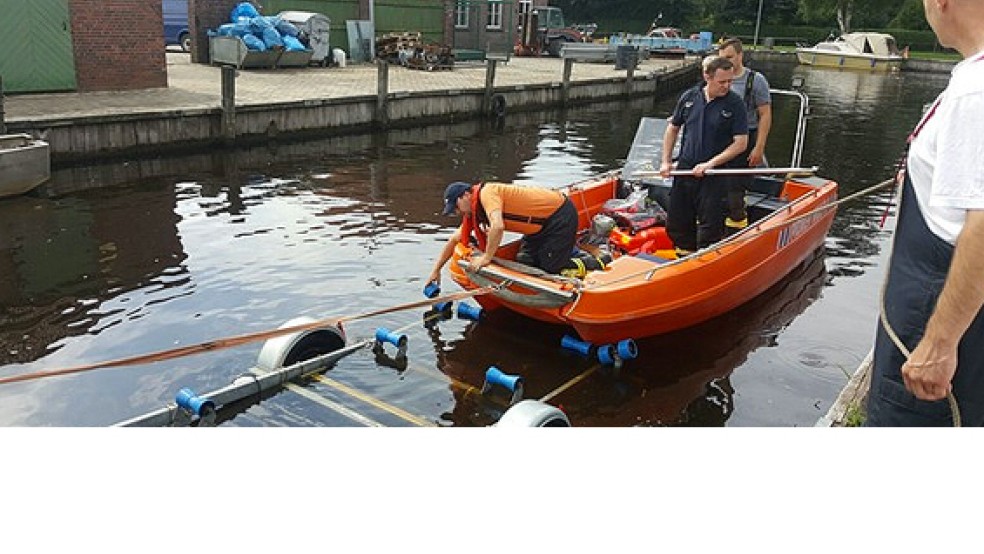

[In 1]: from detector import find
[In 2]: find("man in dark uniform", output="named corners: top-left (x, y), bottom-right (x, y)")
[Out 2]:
top-left (865, 0), bottom-right (984, 426)
top-left (659, 56), bottom-right (748, 256)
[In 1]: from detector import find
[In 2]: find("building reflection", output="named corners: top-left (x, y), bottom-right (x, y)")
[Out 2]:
top-left (0, 188), bottom-right (187, 365)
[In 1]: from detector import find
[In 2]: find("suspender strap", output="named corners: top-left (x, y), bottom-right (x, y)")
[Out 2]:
top-left (503, 212), bottom-right (548, 226)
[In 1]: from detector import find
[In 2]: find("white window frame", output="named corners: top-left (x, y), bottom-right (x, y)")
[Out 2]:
top-left (487, 2), bottom-right (503, 30)
top-left (519, 0), bottom-right (532, 16)
top-left (455, 1), bottom-right (469, 29)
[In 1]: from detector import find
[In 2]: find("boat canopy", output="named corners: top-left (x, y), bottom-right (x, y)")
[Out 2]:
top-left (829, 32), bottom-right (901, 56)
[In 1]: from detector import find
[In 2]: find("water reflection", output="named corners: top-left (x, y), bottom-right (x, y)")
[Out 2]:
top-left (0, 188), bottom-right (188, 365)
top-left (0, 61), bottom-right (953, 426)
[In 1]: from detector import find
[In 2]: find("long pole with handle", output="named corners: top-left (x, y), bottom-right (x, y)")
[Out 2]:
top-left (630, 166), bottom-right (819, 178)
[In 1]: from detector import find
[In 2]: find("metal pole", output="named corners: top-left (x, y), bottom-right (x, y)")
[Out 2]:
top-left (753, 0), bottom-right (765, 49)
top-left (220, 65), bottom-right (236, 142)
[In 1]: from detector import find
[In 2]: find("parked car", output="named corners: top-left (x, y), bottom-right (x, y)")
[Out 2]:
top-left (164, 0), bottom-right (190, 51)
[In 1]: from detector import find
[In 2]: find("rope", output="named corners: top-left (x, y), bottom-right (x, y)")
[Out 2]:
top-left (876, 182), bottom-right (961, 427)
top-left (0, 286), bottom-right (497, 387)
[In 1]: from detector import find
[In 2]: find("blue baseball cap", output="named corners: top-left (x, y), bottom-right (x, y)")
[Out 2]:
top-left (442, 182), bottom-right (471, 216)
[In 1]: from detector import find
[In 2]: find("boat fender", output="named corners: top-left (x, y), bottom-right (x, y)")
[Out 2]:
top-left (481, 366), bottom-right (524, 405)
top-left (560, 334), bottom-right (594, 357)
top-left (496, 400), bottom-right (571, 427)
top-left (256, 316), bottom-right (347, 371)
top-left (456, 302), bottom-right (484, 321)
top-left (490, 94), bottom-right (507, 118)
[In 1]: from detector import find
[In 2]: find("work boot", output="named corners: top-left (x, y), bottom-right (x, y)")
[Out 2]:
top-left (724, 217), bottom-right (748, 237)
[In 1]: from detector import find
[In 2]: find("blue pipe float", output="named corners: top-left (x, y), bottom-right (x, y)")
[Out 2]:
top-left (481, 366), bottom-right (525, 405)
top-left (375, 327), bottom-right (408, 349)
top-left (424, 282), bottom-right (453, 313)
top-left (456, 302), bottom-right (484, 321)
top-left (597, 338), bottom-right (639, 368)
top-left (560, 334), bottom-right (593, 357)
top-left (175, 387), bottom-right (216, 424)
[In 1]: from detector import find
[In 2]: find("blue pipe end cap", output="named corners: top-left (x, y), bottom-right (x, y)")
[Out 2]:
top-left (175, 387), bottom-right (215, 416)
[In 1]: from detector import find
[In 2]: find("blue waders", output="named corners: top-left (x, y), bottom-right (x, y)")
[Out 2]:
top-left (866, 173), bottom-right (984, 426)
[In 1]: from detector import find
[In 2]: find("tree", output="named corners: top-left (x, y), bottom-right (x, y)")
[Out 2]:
top-left (797, 0), bottom-right (899, 33)
top-left (889, 0), bottom-right (931, 30)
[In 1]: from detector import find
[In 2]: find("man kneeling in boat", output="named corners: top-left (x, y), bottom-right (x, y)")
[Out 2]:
top-left (427, 181), bottom-right (578, 284)
top-left (659, 55), bottom-right (748, 256)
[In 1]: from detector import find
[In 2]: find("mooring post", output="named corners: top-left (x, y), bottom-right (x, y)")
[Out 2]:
top-left (376, 59), bottom-right (389, 128)
top-left (625, 62), bottom-right (635, 97)
top-left (561, 58), bottom-right (574, 106)
top-left (0, 75), bottom-right (6, 134)
top-left (220, 65), bottom-right (237, 142)
top-left (483, 58), bottom-right (498, 116)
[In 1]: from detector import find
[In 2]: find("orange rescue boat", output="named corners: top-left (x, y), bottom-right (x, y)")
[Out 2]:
top-left (448, 91), bottom-right (838, 344)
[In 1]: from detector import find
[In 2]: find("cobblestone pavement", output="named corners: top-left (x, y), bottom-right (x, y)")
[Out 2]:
top-left (5, 52), bottom-right (694, 122)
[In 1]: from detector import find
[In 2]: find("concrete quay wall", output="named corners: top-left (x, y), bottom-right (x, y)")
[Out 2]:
top-left (6, 60), bottom-right (700, 165)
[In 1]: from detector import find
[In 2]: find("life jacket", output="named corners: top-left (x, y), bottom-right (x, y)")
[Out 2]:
top-left (458, 183), bottom-right (488, 251)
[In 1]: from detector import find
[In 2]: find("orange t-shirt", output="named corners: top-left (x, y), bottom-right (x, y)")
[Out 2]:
top-left (479, 182), bottom-right (565, 235)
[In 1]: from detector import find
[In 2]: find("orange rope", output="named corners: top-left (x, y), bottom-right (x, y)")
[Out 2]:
top-left (0, 286), bottom-right (495, 386)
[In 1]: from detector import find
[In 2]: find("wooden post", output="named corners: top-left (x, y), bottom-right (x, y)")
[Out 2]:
top-left (376, 59), bottom-right (389, 127)
top-left (220, 65), bottom-right (236, 142)
top-left (561, 58), bottom-right (574, 106)
top-left (483, 58), bottom-right (498, 116)
top-left (625, 63), bottom-right (635, 97)
top-left (0, 75), bottom-right (6, 134)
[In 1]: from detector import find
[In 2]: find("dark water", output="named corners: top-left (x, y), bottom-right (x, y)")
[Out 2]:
top-left (0, 60), bottom-right (951, 426)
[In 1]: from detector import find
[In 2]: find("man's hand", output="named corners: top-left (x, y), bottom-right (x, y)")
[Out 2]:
top-left (748, 147), bottom-right (765, 168)
top-left (467, 254), bottom-right (492, 273)
top-left (901, 339), bottom-right (957, 401)
top-left (692, 162), bottom-right (712, 177)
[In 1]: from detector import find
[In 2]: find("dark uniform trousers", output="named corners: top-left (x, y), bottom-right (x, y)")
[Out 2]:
top-left (666, 174), bottom-right (727, 252)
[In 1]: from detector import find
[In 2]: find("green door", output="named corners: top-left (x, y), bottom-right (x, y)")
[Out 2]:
top-left (0, 0), bottom-right (76, 93)
top-left (375, 0), bottom-right (444, 44)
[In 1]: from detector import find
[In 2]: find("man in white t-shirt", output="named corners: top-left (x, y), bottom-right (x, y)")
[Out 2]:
top-left (866, 0), bottom-right (984, 426)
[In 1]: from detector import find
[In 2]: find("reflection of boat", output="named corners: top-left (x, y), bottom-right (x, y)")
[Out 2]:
top-left (448, 90), bottom-right (838, 344)
top-left (0, 134), bottom-right (50, 198)
top-left (437, 247), bottom-right (829, 426)
top-left (795, 32), bottom-right (904, 71)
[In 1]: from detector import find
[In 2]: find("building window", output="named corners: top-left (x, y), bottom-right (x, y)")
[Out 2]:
top-left (455, 2), bottom-right (469, 29)
top-left (487, 2), bottom-right (503, 30)
top-left (519, 0), bottom-right (532, 15)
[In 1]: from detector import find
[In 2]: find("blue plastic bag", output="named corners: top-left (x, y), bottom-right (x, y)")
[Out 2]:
top-left (242, 33), bottom-right (266, 51)
top-left (260, 27), bottom-right (284, 49)
top-left (283, 36), bottom-right (306, 51)
top-left (275, 19), bottom-right (299, 38)
top-left (231, 2), bottom-right (260, 21)
top-left (250, 15), bottom-right (273, 32)
top-left (219, 21), bottom-right (251, 37)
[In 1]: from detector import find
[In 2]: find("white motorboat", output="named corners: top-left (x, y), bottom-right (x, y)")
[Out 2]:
top-left (0, 134), bottom-right (50, 198)
top-left (796, 32), bottom-right (905, 71)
